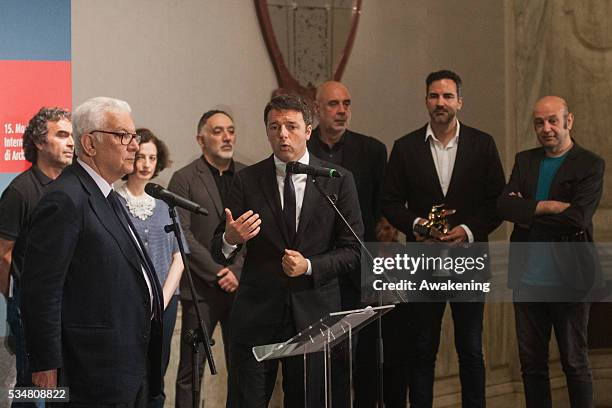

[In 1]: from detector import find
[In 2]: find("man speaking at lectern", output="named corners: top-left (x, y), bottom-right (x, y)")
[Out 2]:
top-left (212, 94), bottom-right (363, 407)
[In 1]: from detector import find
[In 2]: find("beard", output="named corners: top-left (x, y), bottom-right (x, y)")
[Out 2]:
top-left (214, 148), bottom-right (234, 160)
top-left (430, 108), bottom-right (456, 125)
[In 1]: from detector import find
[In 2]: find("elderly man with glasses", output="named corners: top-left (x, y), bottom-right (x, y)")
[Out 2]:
top-left (21, 97), bottom-right (164, 407)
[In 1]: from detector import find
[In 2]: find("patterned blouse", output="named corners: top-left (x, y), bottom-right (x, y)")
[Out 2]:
top-left (116, 183), bottom-right (188, 295)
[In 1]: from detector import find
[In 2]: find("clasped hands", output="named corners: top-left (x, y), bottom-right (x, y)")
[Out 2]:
top-left (414, 218), bottom-right (467, 244)
top-left (224, 208), bottom-right (308, 277)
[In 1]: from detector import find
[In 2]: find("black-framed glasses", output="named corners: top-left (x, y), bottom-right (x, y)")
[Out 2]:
top-left (90, 130), bottom-right (141, 145)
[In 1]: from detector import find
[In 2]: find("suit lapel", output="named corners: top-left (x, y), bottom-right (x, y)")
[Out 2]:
top-left (445, 126), bottom-right (470, 199)
top-left (549, 142), bottom-right (580, 195)
top-left (526, 149), bottom-right (545, 197)
top-left (259, 156), bottom-right (291, 246)
top-left (417, 128), bottom-right (445, 200)
top-left (72, 164), bottom-right (145, 275)
top-left (196, 158), bottom-right (224, 217)
top-left (340, 130), bottom-right (358, 172)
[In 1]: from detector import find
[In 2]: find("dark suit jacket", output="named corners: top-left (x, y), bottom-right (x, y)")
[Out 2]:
top-left (308, 128), bottom-right (387, 241)
top-left (168, 157), bottom-right (245, 302)
top-left (211, 154), bottom-right (364, 345)
top-left (496, 143), bottom-right (605, 290)
top-left (21, 162), bottom-right (163, 403)
top-left (308, 128), bottom-right (387, 308)
top-left (382, 123), bottom-right (505, 242)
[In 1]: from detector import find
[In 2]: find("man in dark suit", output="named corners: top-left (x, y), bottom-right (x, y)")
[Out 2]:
top-left (21, 97), bottom-right (164, 406)
top-left (309, 79), bottom-right (388, 303)
top-left (497, 96), bottom-right (605, 408)
top-left (211, 94), bottom-right (363, 407)
top-left (381, 70), bottom-right (505, 407)
top-left (309, 81), bottom-right (387, 254)
top-left (307, 80), bottom-right (389, 406)
top-left (169, 109), bottom-right (245, 408)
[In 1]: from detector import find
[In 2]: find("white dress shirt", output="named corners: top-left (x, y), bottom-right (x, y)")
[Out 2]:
top-left (222, 152), bottom-right (313, 274)
top-left (77, 158), bottom-right (154, 304)
top-left (412, 121), bottom-right (474, 242)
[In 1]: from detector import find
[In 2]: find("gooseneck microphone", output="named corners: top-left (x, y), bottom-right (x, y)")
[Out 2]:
top-left (145, 183), bottom-right (209, 215)
top-left (286, 161), bottom-right (342, 178)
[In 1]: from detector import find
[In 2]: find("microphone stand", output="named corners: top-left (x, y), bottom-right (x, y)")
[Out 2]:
top-left (164, 205), bottom-right (216, 408)
top-left (310, 177), bottom-right (406, 408)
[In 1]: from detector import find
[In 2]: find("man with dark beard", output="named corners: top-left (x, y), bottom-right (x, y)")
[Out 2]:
top-left (381, 70), bottom-right (505, 407)
top-left (169, 110), bottom-right (246, 408)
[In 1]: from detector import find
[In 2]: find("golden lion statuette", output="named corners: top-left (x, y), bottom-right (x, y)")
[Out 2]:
top-left (413, 204), bottom-right (456, 240)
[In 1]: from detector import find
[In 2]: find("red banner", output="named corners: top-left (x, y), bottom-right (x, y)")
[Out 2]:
top-left (0, 60), bottom-right (71, 173)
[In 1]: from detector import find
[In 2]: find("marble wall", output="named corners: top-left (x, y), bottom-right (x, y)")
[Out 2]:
top-left (511, 0), bottom-right (612, 240)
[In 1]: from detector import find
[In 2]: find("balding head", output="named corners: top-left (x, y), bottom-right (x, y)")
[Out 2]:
top-left (315, 81), bottom-right (352, 139)
top-left (316, 81), bottom-right (349, 101)
top-left (533, 95), bottom-right (574, 156)
top-left (534, 96), bottom-right (569, 117)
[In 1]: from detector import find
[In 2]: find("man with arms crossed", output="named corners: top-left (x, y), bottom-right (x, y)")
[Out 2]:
top-left (497, 96), bottom-right (604, 408)
top-left (212, 94), bottom-right (363, 407)
top-left (22, 97), bottom-right (163, 406)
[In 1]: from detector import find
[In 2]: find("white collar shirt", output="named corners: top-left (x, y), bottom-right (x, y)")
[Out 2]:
top-left (273, 150), bottom-right (309, 229)
top-left (222, 151), bottom-right (314, 275)
top-left (425, 119), bottom-right (460, 196)
top-left (413, 121), bottom-right (473, 242)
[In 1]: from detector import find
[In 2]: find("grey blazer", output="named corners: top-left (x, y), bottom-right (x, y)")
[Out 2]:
top-left (168, 157), bottom-right (246, 301)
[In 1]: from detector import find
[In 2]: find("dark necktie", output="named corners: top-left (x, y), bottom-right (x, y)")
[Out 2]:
top-left (283, 171), bottom-right (296, 244)
top-left (107, 190), bottom-right (162, 320)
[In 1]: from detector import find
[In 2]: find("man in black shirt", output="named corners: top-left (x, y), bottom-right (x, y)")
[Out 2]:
top-left (0, 107), bottom-right (72, 402)
top-left (308, 81), bottom-right (389, 406)
top-left (168, 110), bottom-right (246, 408)
top-left (308, 81), bottom-right (388, 308)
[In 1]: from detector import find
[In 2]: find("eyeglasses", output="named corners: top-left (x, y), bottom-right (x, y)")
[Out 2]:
top-left (90, 130), bottom-right (141, 145)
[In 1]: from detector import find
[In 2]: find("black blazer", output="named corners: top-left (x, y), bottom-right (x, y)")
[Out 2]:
top-left (308, 128), bottom-right (387, 308)
top-left (382, 123), bottom-right (505, 242)
top-left (308, 128), bottom-right (387, 241)
top-left (168, 157), bottom-right (246, 301)
top-left (21, 162), bottom-right (163, 403)
top-left (497, 143), bottom-right (605, 290)
top-left (211, 155), bottom-right (364, 345)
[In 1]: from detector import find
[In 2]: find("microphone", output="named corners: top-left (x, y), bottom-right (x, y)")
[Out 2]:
top-left (286, 161), bottom-right (342, 178)
top-left (145, 183), bottom-right (209, 216)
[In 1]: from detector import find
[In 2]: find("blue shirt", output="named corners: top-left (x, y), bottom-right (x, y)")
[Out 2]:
top-left (522, 154), bottom-right (567, 286)
top-left (117, 189), bottom-right (189, 295)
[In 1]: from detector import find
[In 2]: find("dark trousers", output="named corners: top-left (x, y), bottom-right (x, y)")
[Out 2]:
top-left (409, 302), bottom-right (485, 408)
top-left (175, 287), bottom-right (233, 408)
top-left (513, 300), bottom-right (592, 408)
top-left (8, 279), bottom-right (43, 408)
top-left (226, 294), bottom-right (340, 408)
top-left (148, 295), bottom-right (179, 408)
top-left (226, 342), bottom-right (321, 408)
top-left (226, 316), bottom-right (328, 408)
top-left (354, 303), bottom-right (412, 408)
top-left (49, 376), bottom-right (149, 408)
